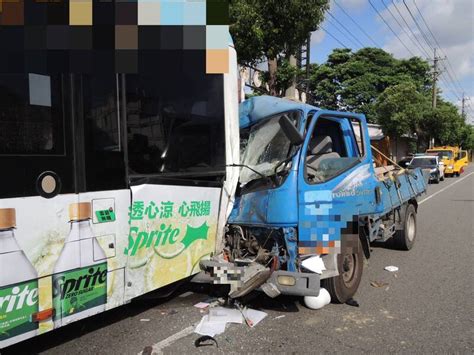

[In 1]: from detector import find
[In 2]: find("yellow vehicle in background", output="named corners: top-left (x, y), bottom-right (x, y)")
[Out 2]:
top-left (456, 150), bottom-right (469, 173)
top-left (426, 146), bottom-right (464, 177)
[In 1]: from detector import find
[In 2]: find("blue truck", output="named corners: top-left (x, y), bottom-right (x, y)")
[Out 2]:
top-left (199, 96), bottom-right (427, 306)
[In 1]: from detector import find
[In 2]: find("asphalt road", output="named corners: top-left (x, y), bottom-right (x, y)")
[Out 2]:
top-left (4, 166), bottom-right (473, 354)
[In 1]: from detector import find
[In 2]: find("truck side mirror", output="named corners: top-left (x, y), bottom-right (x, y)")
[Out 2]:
top-left (279, 115), bottom-right (304, 145)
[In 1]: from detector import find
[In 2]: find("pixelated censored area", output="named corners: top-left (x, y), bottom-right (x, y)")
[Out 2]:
top-left (0, 0), bottom-right (229, 73)
top-left (211, 265), bottom-right (243, 285)
top-left (299, 189), bottom-right (361, 255)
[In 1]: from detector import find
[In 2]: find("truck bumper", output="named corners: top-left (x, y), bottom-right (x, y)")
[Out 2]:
top-left (195, 260), bottom-right (321, 298)
top-left (262, 270), bottom-right (320, 297)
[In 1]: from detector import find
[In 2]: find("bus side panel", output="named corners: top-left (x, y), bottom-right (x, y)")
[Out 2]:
top-left (0, 190), bottom-right (129, 347)
top-left (124, 184), bottom-right (221, 301)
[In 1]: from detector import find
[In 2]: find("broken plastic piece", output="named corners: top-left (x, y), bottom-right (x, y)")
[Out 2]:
top-left (345, 298), bottom-right (359, 307)
top-left (384, 265), bottom-right (399, 272)
top-left (370, 280), bottom-right (389, 288)
top-left (194, 302), bottom-right (210, 309)
top-left (195, 335), bottom-right (218, 348)
top-left (301, 255), bottom-right (327, 274)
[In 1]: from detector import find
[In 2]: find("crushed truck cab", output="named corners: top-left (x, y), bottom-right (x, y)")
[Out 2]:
top-left (197, 96), bottom-right (427, 304)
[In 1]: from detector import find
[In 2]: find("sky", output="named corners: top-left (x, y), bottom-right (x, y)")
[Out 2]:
top-left (310, 0), bottom-right (474, 123)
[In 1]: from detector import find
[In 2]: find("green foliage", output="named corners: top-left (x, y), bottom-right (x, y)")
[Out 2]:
top-left (375, 82), bottom-right (429, 138)
top-left (308, 48), bottom-right (431, 121)
top-left (230, 0), bottom-right (330, 94)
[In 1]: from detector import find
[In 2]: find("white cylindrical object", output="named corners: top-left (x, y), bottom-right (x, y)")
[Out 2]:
top-left (304, 288), bottom-right (331, 310)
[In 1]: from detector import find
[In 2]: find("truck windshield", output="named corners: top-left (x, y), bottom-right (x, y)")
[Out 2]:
top-left (411, 158), bottom-right (437, 167)
top-left (240, 111), bottom-right (300, 185)
top-left (428, 150), bottom-right (452, 160)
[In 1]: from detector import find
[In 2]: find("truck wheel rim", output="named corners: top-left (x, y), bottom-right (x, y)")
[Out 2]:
top-left (342, 254), bottom-right (356, 286)
top-left (407, 214), bottom-right (416, 241)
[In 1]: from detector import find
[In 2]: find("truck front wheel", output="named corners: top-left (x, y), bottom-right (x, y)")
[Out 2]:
top-left (392, 204), bottom-right (417, 250)
top-left (321, 238), bottom-right (363, 303)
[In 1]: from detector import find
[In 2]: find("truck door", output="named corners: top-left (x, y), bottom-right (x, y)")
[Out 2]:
top-left (297, 111), bottom-right (378, 258)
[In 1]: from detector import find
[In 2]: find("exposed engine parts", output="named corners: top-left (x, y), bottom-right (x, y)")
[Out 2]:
top-left (224, 225), bottom-right (288, 269)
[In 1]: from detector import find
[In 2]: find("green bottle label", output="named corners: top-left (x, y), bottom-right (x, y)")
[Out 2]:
top-left (52, 262), bottom-right (107, 320)
top-left (0, 280), bottom-right (39, 341)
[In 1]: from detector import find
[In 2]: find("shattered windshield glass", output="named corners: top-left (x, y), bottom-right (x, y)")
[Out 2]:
top-left (240, 111), bottom-right (300, 185)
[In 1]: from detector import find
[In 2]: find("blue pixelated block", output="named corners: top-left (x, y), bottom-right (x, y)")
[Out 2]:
top-left (184, 0), bottom-right (206, 25)
top-left (160, 0), bottom-right (184, 25)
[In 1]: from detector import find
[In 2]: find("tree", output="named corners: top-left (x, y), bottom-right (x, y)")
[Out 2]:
top-left (230, 0), bottom-right (329, 95)
top-left (308, 48), bottom-right (431, 121)
top-left (375, 82), bottom-right (429, 140)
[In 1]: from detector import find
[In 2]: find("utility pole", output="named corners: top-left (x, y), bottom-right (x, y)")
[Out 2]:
top-left (461, 92), bottom-right (466, 119)
top-left (430, 48), bottom-right (442, 148)
top-left (432, 48), bottom-right (439, 110)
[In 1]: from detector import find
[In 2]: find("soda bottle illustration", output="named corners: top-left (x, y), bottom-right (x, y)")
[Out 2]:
top-left (52, 202), bottom-right (107, 328)
top-left (0, 208), bottom-right (39, 348)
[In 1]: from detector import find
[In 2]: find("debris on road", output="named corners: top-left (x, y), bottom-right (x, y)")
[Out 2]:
top-left (384, 266), bottom-right (399, 272)
top-left (195, 335), bottom-right (218, 348)
top-left (273, 315), bottom-right (286, 320)
top-left (345, 298), bottom-right (360, 307)
top-left (241, 308), bottom-right (267, 327)
top-left (370, 280), bottom-right (389, 288)
top-left (304, 288), bottom-right (331, 310)
top-left (179, 291), bottom-right (194, 298)
top-left (140, 318), bottom-right (151, 322)
top-left (194, 302), bottom-right (210, 309)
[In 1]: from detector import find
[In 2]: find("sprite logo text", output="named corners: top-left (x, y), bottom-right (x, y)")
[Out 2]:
top-left (53, 263), bottom-right (107, 320)
top-left (0, 281), bottom-right (38, 342)
top-left (124, 223), bottom-right (209, 257)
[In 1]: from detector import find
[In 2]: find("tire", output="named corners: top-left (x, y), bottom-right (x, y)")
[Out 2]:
top-left (392, 204), bottom-right (417, 250)
top-left (435, 176), bottom-right (440, 184)
top-left (321, 238), bottom-right (364, 303)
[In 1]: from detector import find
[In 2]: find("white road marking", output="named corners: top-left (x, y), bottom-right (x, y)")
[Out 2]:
top-left (138, 324), bottom-right (197, 355)
top-left (419, 171), bottom-right (474, 205)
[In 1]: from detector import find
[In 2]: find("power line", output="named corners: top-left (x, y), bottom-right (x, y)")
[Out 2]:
top-left (320, 26), bottom-right (349, 49)
top-left (326, 17), bottom-right (361, 50)
top-left (412, 0), bottom-right (466, 95)
top-left (333, 0), bottom-right (381, 47)
top-left (381, 0), bottom-right (427, 57)
top-left (368, 0), bottom-right (416, 57)
top-left (327, 11), bottom-right (366, 48)
top-left (402, 0), bottom-right (435, 54)
top-left (391, 0), bottom-right (431, 58)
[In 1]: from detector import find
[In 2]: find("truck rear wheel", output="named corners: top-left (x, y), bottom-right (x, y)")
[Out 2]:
top-left (392, 204), bottom-right (417, 250)
top-left (321, 238), bottom-right (363, 303)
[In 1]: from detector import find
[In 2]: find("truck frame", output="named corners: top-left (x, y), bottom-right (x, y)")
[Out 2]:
top-left (198, 96), bottom-right (427, 305)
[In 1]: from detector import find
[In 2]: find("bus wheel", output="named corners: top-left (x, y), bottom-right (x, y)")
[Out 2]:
top-left (321, 238), bottom-right (363, 303)
top-left (392, 204), bottom-right (417, 250)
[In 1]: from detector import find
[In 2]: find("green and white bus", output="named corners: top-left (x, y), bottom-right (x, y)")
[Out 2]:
top-left (0, 43), bottom-right (239, 348)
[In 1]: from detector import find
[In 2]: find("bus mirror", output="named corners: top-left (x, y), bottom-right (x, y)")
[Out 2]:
top-left (279, 115), bottom-right (304, 146)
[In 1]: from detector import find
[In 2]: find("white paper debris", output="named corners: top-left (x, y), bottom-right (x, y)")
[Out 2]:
top-left (209, 307), bottom-right (243, 324)
top-left (194, 315), bottom-right (227, 337)
top-left (194, 302), bottom-right (210, 309)
top-left (301, 255), bottom-right (327, 274)
top-left (242, 308), bottom-right (267, 327)
top-left (140, 318), bottom-right (150, 322)
top-left (273, 315), bottom-right (286, 320)
top-left (384, 266), bottom-right (399, 272)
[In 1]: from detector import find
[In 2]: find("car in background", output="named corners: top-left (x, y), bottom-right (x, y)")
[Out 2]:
top-left (408, 155), bottom-right (444, 183)
top-left (398, 157), bottom-right (413, 169)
